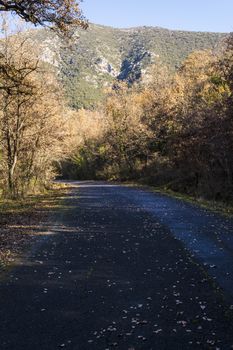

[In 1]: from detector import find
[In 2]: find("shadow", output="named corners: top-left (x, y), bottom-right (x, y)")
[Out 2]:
top-left (1, 181), bottom-right (233, 349)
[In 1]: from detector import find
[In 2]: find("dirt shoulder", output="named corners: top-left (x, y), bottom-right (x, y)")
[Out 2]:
top-left (0, 185), bottom-right (67, 271)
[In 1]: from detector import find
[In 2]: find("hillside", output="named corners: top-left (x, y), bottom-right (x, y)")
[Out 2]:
top-left (31, 24), bottom-right (226, 109)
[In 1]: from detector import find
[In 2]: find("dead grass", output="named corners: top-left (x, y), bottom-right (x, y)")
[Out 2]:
top-left (0, 183), bottom-right (68, 271)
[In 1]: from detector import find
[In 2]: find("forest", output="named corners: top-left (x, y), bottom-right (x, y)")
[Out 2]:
top-left (0, 9), bottom-right (232, 204)
top-left (62, 38), bottom-right (233, 203)
top-left (1, 2), bottom-right (233, 349)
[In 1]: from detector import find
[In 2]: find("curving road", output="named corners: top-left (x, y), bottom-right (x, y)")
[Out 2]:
top-left (0, 181), bottom-right (233, 349)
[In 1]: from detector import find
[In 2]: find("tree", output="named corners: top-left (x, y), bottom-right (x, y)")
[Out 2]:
top-left (58, 37), bottom-right (233, 201)
top-left (164, 50), bottom-right (233, 199)
top-left (0, 0), bottom-right (87, 34)
top-left (0, 21), bottom-right (66, 198)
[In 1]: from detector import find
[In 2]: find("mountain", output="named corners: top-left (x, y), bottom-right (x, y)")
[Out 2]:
top-left (30, 24), bottom-right (226, 109)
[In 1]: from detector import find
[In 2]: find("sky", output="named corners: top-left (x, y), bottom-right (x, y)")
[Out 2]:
top-left (81, 0), bottom-right (233, 33)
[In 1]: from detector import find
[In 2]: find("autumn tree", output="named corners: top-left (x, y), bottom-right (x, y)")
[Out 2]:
top-left (162, 49), bottom-right (233, 199)
top-left (101, 82), bottom-right (151, 179)
top-left (61, 37), bottom-right (233, 201)
top-left (0, 21), bottom-right (66, 198)
top-left (59, 108), bottom-right (107, 179)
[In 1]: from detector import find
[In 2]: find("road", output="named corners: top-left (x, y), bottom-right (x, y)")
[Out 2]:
top-left (0, 181), bottom-right (233, 349)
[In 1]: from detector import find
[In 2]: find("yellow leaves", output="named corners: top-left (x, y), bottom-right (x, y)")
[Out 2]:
top-left (63, 40), bottom-right (233, 193)
top-left (64, 108), bottom-right (106, 155)
top-left (202, 84), bottom-right (231, 106)
top-left (134, 89), bottom-right (154, 110)
top-left (98, 145), bottom-right (108, 156)
top-left (180, 50), bottom-right (215, 76)
top-left (166, 119), bottom-right (182, 133)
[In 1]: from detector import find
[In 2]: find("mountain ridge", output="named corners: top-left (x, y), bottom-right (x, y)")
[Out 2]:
top-left (82, 22), bottom-right (228, 34)
top-left (29, 23), bottom-right (227, 109)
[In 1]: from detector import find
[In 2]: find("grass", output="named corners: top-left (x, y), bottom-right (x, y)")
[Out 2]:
top-left (0, 182), bottom-right (69, 273)
top-left (0, 182), bottom-right (68, 213)
top-left (155, 187), bottom-right (233, 217)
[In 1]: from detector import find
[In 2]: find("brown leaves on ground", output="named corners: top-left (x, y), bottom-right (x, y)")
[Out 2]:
top-left (0, 186), bottom-right (66, 269)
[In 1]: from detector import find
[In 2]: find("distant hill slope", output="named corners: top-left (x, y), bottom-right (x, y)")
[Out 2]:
top-left (31, 24), bottom-right (226, 109)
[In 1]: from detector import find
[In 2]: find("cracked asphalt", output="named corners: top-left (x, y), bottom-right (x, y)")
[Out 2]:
top-left (0, 181), bottom-right (233, 350)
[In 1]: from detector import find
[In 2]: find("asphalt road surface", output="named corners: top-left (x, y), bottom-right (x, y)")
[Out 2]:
top-left (1, 181), bottom-right (233, 350)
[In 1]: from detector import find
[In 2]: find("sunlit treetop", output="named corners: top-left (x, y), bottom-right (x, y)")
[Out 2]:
top-left (0, 0), bottom-right (88, 35)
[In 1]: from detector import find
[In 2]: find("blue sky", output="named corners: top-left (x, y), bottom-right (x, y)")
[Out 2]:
top-left (81, 0), bottom-right (233, 33)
